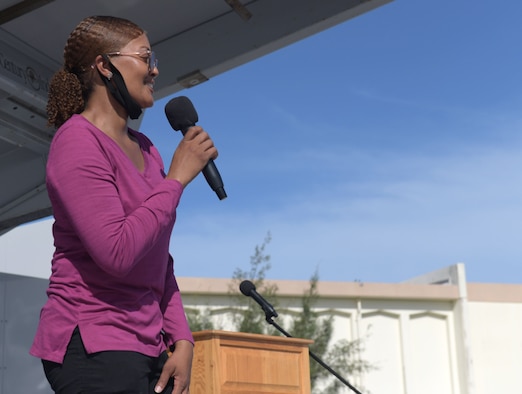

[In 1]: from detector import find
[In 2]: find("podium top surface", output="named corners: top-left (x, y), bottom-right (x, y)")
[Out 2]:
top-left (192, 330), bottom-right (314, 346)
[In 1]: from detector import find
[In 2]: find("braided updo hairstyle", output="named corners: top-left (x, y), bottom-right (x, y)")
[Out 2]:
top-left (47, 16), bottom-right (144, 128)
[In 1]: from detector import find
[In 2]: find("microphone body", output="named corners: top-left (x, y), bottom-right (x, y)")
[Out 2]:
top-left (164, 96), bottom-right (227, 200)
top-left (240, 280), bottom-right (278, 319)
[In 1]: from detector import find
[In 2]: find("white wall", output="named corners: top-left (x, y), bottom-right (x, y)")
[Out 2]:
top-left (1, 219), bottom-right (521, 394)
top-left (178, 275), bottom-right (522, 394)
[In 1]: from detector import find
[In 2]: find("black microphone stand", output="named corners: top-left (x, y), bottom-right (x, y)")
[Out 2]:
top-left (262, 310), bottom-right (363, 394)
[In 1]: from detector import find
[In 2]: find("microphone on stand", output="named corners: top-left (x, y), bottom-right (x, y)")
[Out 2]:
top-left (238, 280), bottom-right (363, 394)
top-left (240, 280), bottom-right (278, 320)
top-left (164, 96), bottom-right (227, 200)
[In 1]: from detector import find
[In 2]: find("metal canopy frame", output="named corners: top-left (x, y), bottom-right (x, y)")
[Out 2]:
top-left (0, 0), bottom-right (391, 235)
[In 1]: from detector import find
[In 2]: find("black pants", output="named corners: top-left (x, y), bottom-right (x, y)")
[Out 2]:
top-left (42, 327), bottom-right (173, 394)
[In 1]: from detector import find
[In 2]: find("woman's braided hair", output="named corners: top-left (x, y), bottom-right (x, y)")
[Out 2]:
top-left (47, 16), bottom-right (144, 128)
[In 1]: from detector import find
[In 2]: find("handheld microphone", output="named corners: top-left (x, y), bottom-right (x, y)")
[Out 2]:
top-left (164, 96), bottom-right (227, 200)
top-left (239, 280), bottom-right (278, 319)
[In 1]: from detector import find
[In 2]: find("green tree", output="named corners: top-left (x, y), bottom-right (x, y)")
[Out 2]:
top-left (227, 232), bottom-right (279, 335)
top-left (289, 271), bottom-right (374, 392)
top-left (186, 307), bottom-right (216, 332)
top-left (320, 337), bottom-right (373, 393)
top-left (288, 271), bottom-right (335, 389)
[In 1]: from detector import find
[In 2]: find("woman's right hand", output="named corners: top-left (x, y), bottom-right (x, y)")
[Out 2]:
top-left (165, 125), bottom-right (218, 187)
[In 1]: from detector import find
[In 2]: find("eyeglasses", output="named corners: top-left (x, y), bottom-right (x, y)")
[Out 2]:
top-left (104, 49), bottom-right (158, 72)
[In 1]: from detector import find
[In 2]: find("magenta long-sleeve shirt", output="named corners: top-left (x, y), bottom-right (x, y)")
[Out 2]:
top-left (30, 114), bottom-right (193, 363)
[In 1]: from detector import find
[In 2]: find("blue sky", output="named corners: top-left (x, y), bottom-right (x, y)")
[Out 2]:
top-left (141, 0), bottom-right (522, 284)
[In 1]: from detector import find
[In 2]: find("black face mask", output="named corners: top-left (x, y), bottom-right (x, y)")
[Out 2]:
top-left (99, 55), bottom-right (142, 119)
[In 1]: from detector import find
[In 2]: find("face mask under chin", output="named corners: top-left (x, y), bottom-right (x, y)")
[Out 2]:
top-left (99, 57), bottom-right (143, 119)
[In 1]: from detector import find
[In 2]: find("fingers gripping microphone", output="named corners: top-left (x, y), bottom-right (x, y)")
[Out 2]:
top-left (240, 280), bottom-right (278, 320)
top-left (164, 96), bottom-right (227, 200)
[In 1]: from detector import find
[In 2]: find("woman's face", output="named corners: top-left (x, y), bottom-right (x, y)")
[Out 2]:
top-left (109, 33), bottom-right (159, 109)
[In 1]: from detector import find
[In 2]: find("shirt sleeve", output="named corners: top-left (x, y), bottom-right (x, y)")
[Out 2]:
top-left (161, 254), bottom-right (194, 346)
top-left (46, 124), bottom-right (183, 278)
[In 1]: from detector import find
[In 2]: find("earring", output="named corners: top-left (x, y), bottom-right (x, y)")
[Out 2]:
top-left (107, 72), bottom-right (113, 81)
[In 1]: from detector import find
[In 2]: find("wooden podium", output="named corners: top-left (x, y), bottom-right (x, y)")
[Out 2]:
top-left (189, 330), bottom-right (313, 394)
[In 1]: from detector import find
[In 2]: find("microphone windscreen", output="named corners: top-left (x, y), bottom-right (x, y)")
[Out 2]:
top-left (164, 96), bottom-right (199, 132)
top-left (239, 280), bottom-right (256, 296)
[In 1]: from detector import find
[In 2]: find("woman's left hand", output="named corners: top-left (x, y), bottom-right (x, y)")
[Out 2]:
top-left (155, 340), bottom-right (194, 393)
